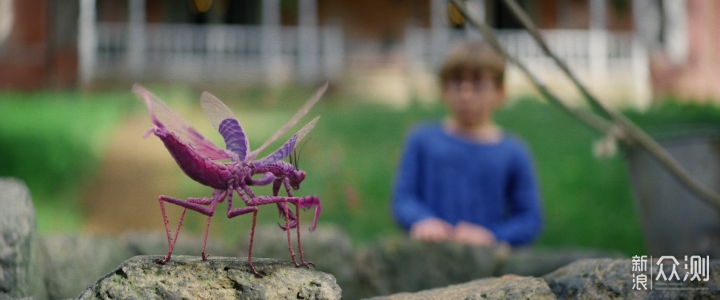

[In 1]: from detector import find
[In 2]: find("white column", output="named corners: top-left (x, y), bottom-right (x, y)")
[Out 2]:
top-left (464, 0), bottom-right (484, 40)
top-left (322, 26), bottom-right (343, 80)
top-left (128, 0), bottom-right (146, 78)
top-left (632, 0), bottom-right (661, 48)
top-left (298, 0), bottom-right (319, 83)
top-left (589, 0), bottom-right (608, 81)
top-left (262, 0), bottom-right (282, 85)
top-left (78, 0), bottom-right (97, 86)
top-left (663, 0), bottom-right (688, 64)
top-left (589, 0), bottom-right (606, 30)
top-left (632, 36), bottom-right (651, 109)
top-left (404, 22), bottom-right (424, 71)
top-left (430, 0), bottom-right (449, 69)
top-left (631, 0), bottom-right (654, 108)
top-left (0, 0), bottom-right (14, 47)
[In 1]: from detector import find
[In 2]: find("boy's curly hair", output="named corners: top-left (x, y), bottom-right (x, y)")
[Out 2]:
top-left (439, 41), bottom-right (506, 86)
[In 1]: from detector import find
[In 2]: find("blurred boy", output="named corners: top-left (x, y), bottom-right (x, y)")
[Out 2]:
top-left (392, 41), bottom-right (542, 247)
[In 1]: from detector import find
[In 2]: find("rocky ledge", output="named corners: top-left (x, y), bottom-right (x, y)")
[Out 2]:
top-left (370, 258), bottom-right (720, 299)
top-left (544, 258), bottom-right (720, 299)
top-left (77, 255), bottom-right (341, 300)
top-left (368, 275), bottom-right (556, 300)
top-left (4, 177), bottom-right (718, 300)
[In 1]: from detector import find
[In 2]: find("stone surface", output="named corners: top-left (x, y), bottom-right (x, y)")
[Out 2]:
top-left (500, 248), bottom-right (625, 277)
top-left (355, 238), bottom-right (497, 299)
top-left (354, 238), bottom-right (626, 299)
top-left (40, 230), bottom-right (243, 299)
top-left (241, 225), bottom-right (357, 298)
top-left (77, 255), bottom-right (342, 299)
top-left (0, 294), bottom-right (36, 300)
top-left (38, 228), bottom-right (347, 299)
top-left (27, 236), bottom-right (45, 300)
top-left (0, 178), bottom-right (47, 300)
top-left (367, 274), bottom-right (556, 300)
top-left (544, 258), bottom-right (720, 299)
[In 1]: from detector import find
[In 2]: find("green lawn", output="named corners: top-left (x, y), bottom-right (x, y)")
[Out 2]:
top-left (2, 85), bottom-right (718, 256)
top-left (0, 91), bottom-right (131, 232)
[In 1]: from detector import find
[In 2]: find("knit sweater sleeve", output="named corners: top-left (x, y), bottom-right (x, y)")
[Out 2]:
top-left (391, 128), bottom-right (437, 230)
top-left (492, 143), bottom-right (543, 246)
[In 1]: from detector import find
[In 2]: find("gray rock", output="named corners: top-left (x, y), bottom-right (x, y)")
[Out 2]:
top-left (366, 274), bottom-right (556, 300)
top-left (41, 235), bottom-right (133, 300)
top-left (41, 231), bottom-right (242, 299)
top-left (355, 238), bottom-right (498, 299)
top-left (500, 248), bottom-right (625, 277)
top-left (0, 178), bottom-right (47, 300)
top-left (0, 294), bottom-right (36, 300)
top-left (241, 225), bottom-right (357, 298)
top-left (544, 258), bottom-right (720, 299)
top-left (27, 236), bottom-right (45, 300)
top-left (76, 255), bottom-right (342, 299)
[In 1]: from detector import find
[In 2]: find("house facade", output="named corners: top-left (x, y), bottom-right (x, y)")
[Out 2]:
top-left (0, 0), bottom-right (717, 103)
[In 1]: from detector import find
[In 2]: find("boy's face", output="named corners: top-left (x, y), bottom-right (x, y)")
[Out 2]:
top-left (442, 70), bottom-right (505, 128)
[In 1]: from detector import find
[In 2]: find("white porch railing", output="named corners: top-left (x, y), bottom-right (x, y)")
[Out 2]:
top-left (85, 21), bottom-right (649, 105)
top-left (91, 23), bottom-right (344, 84)
top-left (404, 27), bottom-right (650, 105)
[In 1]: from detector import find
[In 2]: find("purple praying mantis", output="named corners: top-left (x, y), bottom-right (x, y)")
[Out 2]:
top-left (133, 83), bottom-right (327, 276)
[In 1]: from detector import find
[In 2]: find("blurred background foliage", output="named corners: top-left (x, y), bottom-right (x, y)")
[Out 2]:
top-left (0, 91), bottom-right (130, 232)
top-left (3, 85), bottom-right (720, 256)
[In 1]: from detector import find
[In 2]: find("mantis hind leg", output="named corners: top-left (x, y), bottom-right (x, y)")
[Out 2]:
top-left (197, 189), bottom-right (229, 260)
top-left (157, 198), bottom-right (187, 264)
top-left (200, 214), bottom-right (212, 260)
top-left (156, 195), bottom-right (216, 264)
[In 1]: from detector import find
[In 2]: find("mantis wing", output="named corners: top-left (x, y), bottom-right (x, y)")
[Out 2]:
top-left (245, 83), bottom-right (327, 162)
top-left (252, 116), bottom-right (320, 167)
top-left (200, 92), bottom-right (250, 161)
top-left (133, 84), bottom-right (238, 161)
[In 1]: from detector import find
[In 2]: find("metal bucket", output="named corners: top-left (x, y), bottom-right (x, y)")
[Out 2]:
top-left (626, 130), bottom-right (720, 257)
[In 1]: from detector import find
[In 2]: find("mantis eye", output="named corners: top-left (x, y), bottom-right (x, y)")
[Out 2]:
top-left (300, 171), bottom-right (306, 180)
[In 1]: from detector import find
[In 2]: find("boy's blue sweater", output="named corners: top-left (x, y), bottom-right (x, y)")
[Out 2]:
top-left (392, 123), bottom-right (543, 246)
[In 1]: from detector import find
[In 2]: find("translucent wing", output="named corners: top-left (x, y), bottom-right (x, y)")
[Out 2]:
top-left (201, 92), bottom-right (250, 161)
top-left (133, 84), bottom-right (237, 161)
top-left (185, 127), bottom-right (238, 161)
top-left (246, 83), bottom-right (327, 161)
top-left (253, 116), bottom-right (320, 167)
top-left (293, 116), bottom-right (320, 144)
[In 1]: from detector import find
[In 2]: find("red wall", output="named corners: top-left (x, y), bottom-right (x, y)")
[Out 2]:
top-left (0, 0), bottom-right (79, 90)
top-left (0, 0), bottom-right (49, 90)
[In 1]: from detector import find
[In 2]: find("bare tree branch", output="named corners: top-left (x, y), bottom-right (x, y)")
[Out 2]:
top-left (449, 0), bottom-right (720, 212)
top-left (448, 0), bottom-right (612, 135)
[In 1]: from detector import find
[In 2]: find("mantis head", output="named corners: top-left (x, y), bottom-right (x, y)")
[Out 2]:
top-left (289, 170), bottom-right (306, 190)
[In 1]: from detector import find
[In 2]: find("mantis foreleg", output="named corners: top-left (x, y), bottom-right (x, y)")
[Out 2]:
top-left (281, 177), bottom-right (314, 268)
top-left (237, 185), bottom-right (320, 268)
top-left (226, 187), bottom-right (261, 276)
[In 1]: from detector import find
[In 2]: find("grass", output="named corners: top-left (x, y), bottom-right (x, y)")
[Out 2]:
top-left (2, 85), bottom-right (719, 256)
top-left (500, 98), bottom-right (641, 253)
top-left (171, 87), bottom-right (647, 254)
top-left (0, 91), bottom-right (131, 232)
